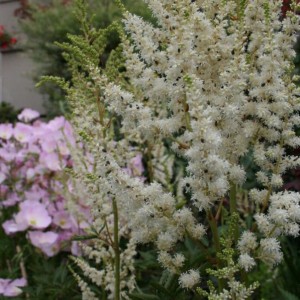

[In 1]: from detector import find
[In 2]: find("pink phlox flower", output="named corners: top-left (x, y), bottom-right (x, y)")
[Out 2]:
top-left (57, 141), bottom-right (70, 156)
top-left (15, 149), bottom-right (28, 163)
top-left (71, 241), bottom-right (82, 256)
top-left (1, 278), bottom-right (27, 297)
top-left (25, 165), bottom-right (45, 180)
top-left (18, 108), bottom-right (40, 122)
top-left (53, 211), bottom-right (73, 229)
top-left (47, 117), bottom-right (76, 146)
top-left (57, 231), bottom-right (73, 242)
top-left (39, 152), bottom-right (62, 171)
top-left (28, 231), bottom-right (59, 257)
top-left (47, 199), bottom-right (64, 215)
top-left (0, 147), bottom-right (16, 162)
top-left (0, 161), bottom-right (9, 173)
top-left (2, 193), bottom-right (19, 207)
top-left (2, 220), bottom-right (21, 235)
top-left (14, 123), bottom-right (34, 143)
top-left (24, 164), bottom-right (45, 179)
top-left (24, 188), bottom-right (47, 202)
top-left (40, 135), bottom-right (59, 153)
top-left (15, 200), bottom-right (52, 230)
top-left (26, 168), bottom-right (36, 180)
top-left (0, 279), bottom-right (10, 294)
top-left (27, 144), bottom-right (40, 154)
top-left (13, 182), bottom-right (23, 193)
top-left (0, 124), bottom-right (13, 140)
top-left (47, 117), bottom-right (66, 131)
top-left (32, 123), bottom-right (52, 139)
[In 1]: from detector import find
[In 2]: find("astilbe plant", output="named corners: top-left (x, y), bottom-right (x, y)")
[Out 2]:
top-left (42, 0), bottom-right (300, 299)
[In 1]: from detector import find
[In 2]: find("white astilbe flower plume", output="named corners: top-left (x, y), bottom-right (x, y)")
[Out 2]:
top-left (178, 269), bottom-right (200, 289)
top-left (60, 0), bottom-right (300, 298)
top-left (238, 254), bottom-right (256, 272)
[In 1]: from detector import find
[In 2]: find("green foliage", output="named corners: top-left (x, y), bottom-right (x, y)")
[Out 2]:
top-left (132, 243), bottom-right (203, 300)
top-left (20, 0), bottom-right (152, 117)
top-left (0, 102), bottom-right (20, 123)
top-left (278, 289), bottom-right (300, 300)
top-left (276, 237), bottom-right (300, 299)
top-left (24, 255), bottom-right (81, 300)
top-left (0, 212), bottom-right (81, 300)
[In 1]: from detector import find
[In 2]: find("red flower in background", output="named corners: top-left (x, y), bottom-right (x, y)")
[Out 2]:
top-left (0, 25), bottom-right (17, 50)
top-left (10, 38), bottom-right (17, 45)
top-left (282, 0), bottom-right (300, 17)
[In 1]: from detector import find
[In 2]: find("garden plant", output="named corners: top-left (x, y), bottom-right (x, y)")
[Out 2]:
top-left (2, 0), bottom-right (300, 299)
top-left (38, 0), bottom-right (300, 299)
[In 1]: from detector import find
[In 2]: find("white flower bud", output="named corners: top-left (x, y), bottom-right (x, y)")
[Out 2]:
top-left (238, 253), bottom-right (256, 272)
top-left (178, 269), bottom-right (200, 289)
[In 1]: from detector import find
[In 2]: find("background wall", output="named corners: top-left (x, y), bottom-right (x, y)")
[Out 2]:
top-left (0, 0), bottom-right (45, 112)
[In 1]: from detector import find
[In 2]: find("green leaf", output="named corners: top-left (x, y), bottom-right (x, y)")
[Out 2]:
top-left (71, 234), bottom-right (98, 241)
top-left (279, 288), bottom-right (300, 300)
top-left (129, 292), bottom-right (160, 300)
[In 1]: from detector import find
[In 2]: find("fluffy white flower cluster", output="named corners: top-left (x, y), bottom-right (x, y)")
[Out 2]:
top-left (117, 0), bottom-right (300, 275)
top-left (178, 269), bottom-right (200, 289)
top-left (64, 0), bottom-right (300, 298)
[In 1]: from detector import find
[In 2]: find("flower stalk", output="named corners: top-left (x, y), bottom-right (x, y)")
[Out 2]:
top-left (112, 198), bottom-right (121, 300)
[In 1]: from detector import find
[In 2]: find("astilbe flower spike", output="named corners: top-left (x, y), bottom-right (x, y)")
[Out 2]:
top-left (45, 0), bottom-right (300, 298)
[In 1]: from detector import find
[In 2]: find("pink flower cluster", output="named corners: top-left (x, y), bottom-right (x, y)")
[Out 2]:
top-left (0, 278), bottom-right (26, 297)
top-left (0, 109), bottom-right (91, 257)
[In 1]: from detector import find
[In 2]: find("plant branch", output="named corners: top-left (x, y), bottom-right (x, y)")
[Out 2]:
top-left (112, 198), bottom-right (121, 300)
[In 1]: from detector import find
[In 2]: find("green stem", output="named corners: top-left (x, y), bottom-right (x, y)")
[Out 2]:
top-left (208, 211), bottom-right (223, 292)
top-left (229, 182), bottom-right (237, 215)
top-left (241, 269), bottom-right (248, 287)
top-left (146, 142), bottom-right (154, 182)
top-left (112, 199), bottom-right (121, 300)
top-left (208, 212), bottom-right (221, 253)
top-left (261, 186), bottom-right (272, 214)
top-left (164, 273), bottom-right (175, 289)
top-left (229, 182), bottom-right (239, 243)
top-left (183, 93), bottom-right (192, 132)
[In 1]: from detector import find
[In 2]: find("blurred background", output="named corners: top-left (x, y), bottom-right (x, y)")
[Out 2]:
top-left (0, 0), bottom-right (45, 113)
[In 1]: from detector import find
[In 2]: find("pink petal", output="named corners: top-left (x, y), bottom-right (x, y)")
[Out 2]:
top-left (29, 231), bottom-right (59, 256)
top-left (14, 123), bottom-right (33, 143)
top-left (2, 220), bottom-right (23, 235)
top-left (0, 279), bottom-right (10, 294)
top-left (18, 108), bottom-right (40, 122)
top-left (0, 124), bottom-right (13, 140)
